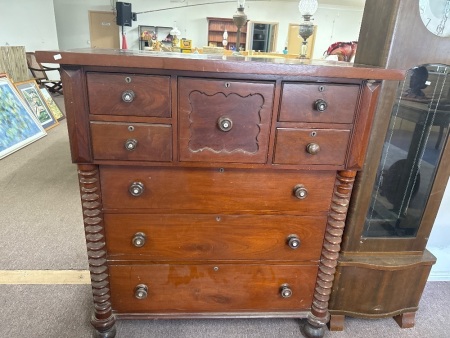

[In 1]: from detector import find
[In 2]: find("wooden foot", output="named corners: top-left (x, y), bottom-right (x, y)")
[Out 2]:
top-left (393, 312), bottom-right (416, 328)
top-left (94, 326), bottom-right (116, 338)
top-left (301, 319), bottom-right (326, 338)
top-left (328, 314), bottom-right (345, 331)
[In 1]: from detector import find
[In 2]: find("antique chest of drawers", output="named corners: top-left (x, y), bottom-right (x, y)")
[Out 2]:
top-left (36, 50), bottom-right (403, 338)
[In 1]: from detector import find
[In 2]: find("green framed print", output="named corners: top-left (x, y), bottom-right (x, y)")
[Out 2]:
top-left (15, 79), bottom-right (59, 130)
top-left (0, 74), bottom-right (46, 159)
top-left (38, 86), bottom-right (65, 121)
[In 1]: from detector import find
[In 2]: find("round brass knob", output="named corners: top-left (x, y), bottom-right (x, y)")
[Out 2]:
top-left (218, 116), bottom-right (233, 132)
top-left (287, 234), bottom-right (301, 249)
top-left (280, 284), bottom-right (292, 298)
top-left (314, 99), bottom-right (328, 112)
top-left (125, 139), bottom-right (138, 151)
top-left (122, 90), bottom-right (135, 103)
top-left (306, 143), bottom-right (320, 155)
top-left (134, 284), bottom-right (148, 300)
top-left (129, 182), bottom-right (144, 197)
top-left (132, 232), bottom-right (146, 247)
top-left (293, 184), bottom-right (308, 199)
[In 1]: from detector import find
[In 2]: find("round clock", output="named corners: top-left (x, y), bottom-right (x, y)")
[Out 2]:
top-left (419, 0), bottom-right (450, 36)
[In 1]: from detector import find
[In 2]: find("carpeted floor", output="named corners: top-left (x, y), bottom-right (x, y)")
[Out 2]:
top-left (1, 95), bottom-right (449, 338)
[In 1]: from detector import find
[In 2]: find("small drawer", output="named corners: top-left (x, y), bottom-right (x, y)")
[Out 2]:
top-left (274, 128), bottom-right (351, 166)
top-left (100, 167), bottom-right (335, 214)
top-left (86, 73), bottom-right (171, 117)
top-left (279, 83), bottom-right (359, 123)
top-left (178, 77), bottom-right (274, 163)
top-left (90, 122), bottom-right (172, 161)
top-left (109, 264), bottom-right (318, 313)
top-left (104, 214), bottom-right (326, 261)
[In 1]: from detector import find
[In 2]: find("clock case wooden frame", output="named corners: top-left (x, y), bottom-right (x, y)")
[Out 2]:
top-left (328, 0), bottom-right (450, 330)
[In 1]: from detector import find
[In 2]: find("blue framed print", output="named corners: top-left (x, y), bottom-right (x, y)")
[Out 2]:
top-left (0, 75), bottom-right (46, 159)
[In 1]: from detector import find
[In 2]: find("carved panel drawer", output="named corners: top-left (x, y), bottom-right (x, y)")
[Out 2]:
top-left (86, 72), bottom-right (171, 117)
top-left (279, 83), bottom-right (359, 123)
top-left (100, 167), bottom-right (335, 214)
top-left (104, 214), bottom-right (327, 261)
top-left (109, 264), bottom-right (318, 313)
top-left (273, 128), bottom-right (351, 166)
top-left (178, 77), bottom-right (274, 163)
top-left (90, 122), bottom-right (172, 161)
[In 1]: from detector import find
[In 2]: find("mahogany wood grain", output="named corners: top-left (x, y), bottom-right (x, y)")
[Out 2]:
top-left (60, 67), bottom-right (92, 163)
top-left (279, 83), bottom-right (360, 124)
top-left (109, 264), bottom-right (318, 313)
top-left (35, 50), bottom-right (405, 80)
top-left (178, 78), bottom-right (274, 163)
top-left (273, 128), bottom-right (351, 166)
top-left (393, 312), bottom-right (416, 328)
top-left (90, 122), bottom-right (172, 162)
top-left (86, 72), bottom-right (171, 117)
top-left (99, 166), bottom-right (335, 214)
top-left (328, 314), bottom-right (345, 331)
top-left (345, 81), bottom-right (381, 169)
top-left (104, 214), bottom-right (327, 261)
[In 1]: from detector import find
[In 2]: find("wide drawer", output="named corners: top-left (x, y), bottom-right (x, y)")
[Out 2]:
top-left (178, 77), bottom-right (274, 163)
top-left (104, 214), bottom-right (326, 261)
top-left (273, 128), bottom-right (351, 166)
top-left (86, 72), bottom-right (171, 117)
top-left (100, 167), bottom-right (335, 214)
top-left (90, 122), bottom-right (172, 161)
top-left (109, 264), bottom-right (317, 313)
top-left (279, 83), bottom-right (359, 123)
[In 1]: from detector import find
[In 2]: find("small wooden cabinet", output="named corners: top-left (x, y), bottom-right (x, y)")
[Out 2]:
top-left (36, 49), bottom-right (403, 338)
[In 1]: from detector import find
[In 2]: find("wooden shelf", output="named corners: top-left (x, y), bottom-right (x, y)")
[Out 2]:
top-left (207, 17), bottom-right (247, 49)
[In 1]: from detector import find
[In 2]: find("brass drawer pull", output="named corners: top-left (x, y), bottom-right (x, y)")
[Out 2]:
top-left (306, 143), bottom-right (320, 155)
top-left (134, 284), bottom-right (148, 300)
top-left (125, 139), bottom-right (138, 151)
top-left (122, 90), bottom-right (135, 103)
top-left (217, 116), bottom-right (233, 132)
top-left (314, 99), bottom-right (328, 112)
top-left (129, 182), bottom-right (145, 197)
top-left (293, 184), bottom-right (308, 199)
top-left (132, 232), bottom-right (146, 247)
top-left (287, 234), bottom-right (301, 249)
top-left (280, 284), bottom-right (292, 298)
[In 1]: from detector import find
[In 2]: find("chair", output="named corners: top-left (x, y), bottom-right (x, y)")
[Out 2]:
top-left (25, 52), bottom-right (63, 94)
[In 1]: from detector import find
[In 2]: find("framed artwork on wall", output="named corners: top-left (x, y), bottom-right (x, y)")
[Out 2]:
top-left (0, 74), bottom-right (46, 159)
top-left (15, 80), bottom-right (59, 130)
top-left (38, 86), bottom-right (65, 121)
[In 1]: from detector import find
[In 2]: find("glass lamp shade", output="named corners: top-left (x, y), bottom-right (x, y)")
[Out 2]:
top-left (237, 0), bottom-right (246, 8)
top-left (170, 27), bottom-right (181, 36)
top-left (298, 0), bottom-right (318, 16)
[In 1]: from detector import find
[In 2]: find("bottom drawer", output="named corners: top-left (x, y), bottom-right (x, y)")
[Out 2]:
top-left (109, 264), bottom-right (318, 313)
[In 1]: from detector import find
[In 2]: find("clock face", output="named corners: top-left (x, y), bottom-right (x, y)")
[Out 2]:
top-left (419, 0), bottom-right (450, 37)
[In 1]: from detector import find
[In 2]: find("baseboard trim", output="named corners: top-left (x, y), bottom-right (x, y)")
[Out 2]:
top-left (0, 270), bottom-right (90, 284)
top-left (428, 272), bottom-right (450, 281)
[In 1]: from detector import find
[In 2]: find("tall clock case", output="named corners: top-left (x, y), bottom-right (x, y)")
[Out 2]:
top-left (329, 0), bottom-right (450, 330)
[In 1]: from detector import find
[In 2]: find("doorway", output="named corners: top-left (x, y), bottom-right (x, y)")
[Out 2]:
top-left (246, 21), bottom-right (278, 52)
top-left (89, 11), bottom-right (120, 49)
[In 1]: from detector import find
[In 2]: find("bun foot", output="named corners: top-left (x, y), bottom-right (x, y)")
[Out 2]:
top-left (301, 320), bottom-right (325, 338)
top-left (94, 326), bottom-right (116, 338)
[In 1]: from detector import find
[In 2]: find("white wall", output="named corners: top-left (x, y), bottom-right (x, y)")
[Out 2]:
top-left (53, 0), bottom-right (363, 59)
top-left (0, 0), bottom-right (59, 51)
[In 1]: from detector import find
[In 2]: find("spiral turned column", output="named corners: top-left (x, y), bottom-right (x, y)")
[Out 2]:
top-left (302, 170), bottom-right (356, 338)
top-left (78, 164), bottom-right (116, 338)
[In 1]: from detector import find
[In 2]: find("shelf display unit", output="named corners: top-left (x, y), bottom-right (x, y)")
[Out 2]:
top-left (138, 25), bottom-right (172, 50)
top-left (207, 17), bottom-right (247, 50)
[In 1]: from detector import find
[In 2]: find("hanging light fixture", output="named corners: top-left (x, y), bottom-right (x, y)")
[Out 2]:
top-left (232, 0), bottom-right (247, 53)
top-left (298, 0), bottom-right (318, 58)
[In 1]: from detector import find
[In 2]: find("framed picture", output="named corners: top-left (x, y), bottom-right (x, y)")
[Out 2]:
top-left (38, 86), bottom-right (65, 121)
top-left (0, 74), bottom-right (46, 160)
top-left (15, 80), bottom-right (59, 130)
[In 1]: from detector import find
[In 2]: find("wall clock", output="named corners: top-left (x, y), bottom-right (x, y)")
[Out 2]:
top-left (419, 0), bottom-right (450, 37)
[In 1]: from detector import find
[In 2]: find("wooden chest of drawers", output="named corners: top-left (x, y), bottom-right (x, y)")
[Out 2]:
top-left (36, 49), bottom-right (403, 338)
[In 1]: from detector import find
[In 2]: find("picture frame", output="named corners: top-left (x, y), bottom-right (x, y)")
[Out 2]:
top-left (15, 79), bottom-right (59, 130)
top-left (38, 86), bottom-right (65, 121)
top-left (0, 74), bottom-right (46, 160)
